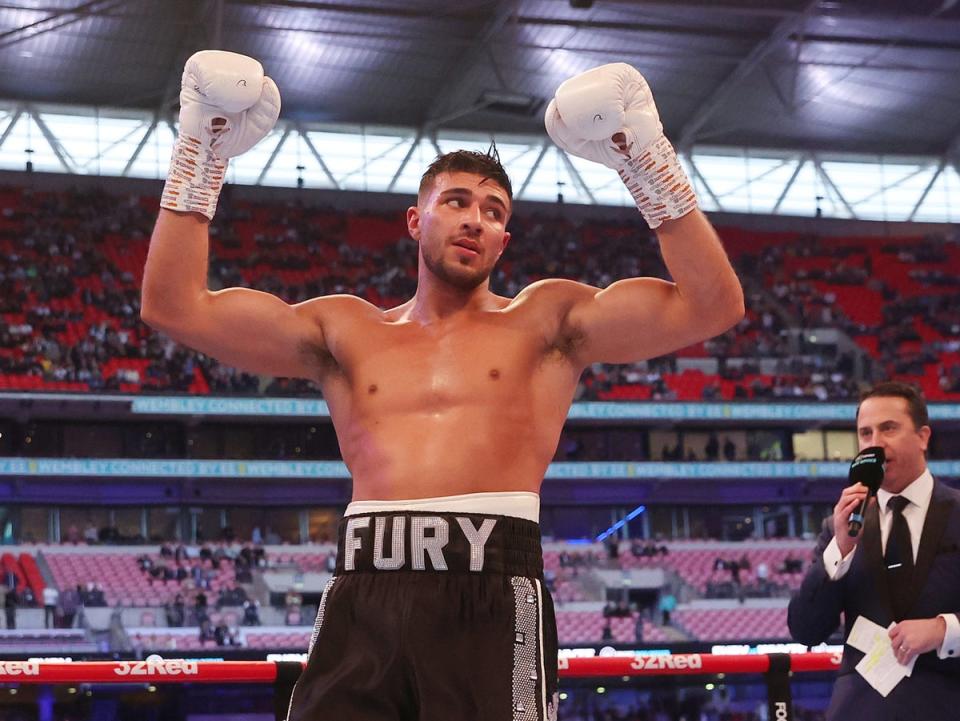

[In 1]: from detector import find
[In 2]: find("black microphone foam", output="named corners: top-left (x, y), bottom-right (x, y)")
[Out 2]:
top-left (847, 446), bottom-right (885, 537)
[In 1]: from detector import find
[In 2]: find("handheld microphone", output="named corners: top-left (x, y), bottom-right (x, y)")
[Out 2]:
top-left (847, 446), bottom-right (885, 537)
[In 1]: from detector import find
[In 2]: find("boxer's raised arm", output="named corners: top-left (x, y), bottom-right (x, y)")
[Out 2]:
top-left (143, 210), bottom-right (326, 379)
top-left (544, 64), bottom-right (743, 365)
top-left (562, 213), bottom-right (741, 365)
top-left (141, 51), bottom-right (325, 380)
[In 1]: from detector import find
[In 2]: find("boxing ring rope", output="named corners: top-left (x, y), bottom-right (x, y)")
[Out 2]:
top-left (0, 653), bottom-right (839, 684)
top-left (0, 653), bottom-right (840, 721)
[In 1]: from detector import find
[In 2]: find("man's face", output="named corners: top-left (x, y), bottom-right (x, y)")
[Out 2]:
top-left (856, 395), bottom-right (931, 493)
top-left (407, 171), bottom-right (511, 291)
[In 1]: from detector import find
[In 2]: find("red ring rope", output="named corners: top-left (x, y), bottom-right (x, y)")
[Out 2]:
top-left (0, 653), bottom-right (841, 684)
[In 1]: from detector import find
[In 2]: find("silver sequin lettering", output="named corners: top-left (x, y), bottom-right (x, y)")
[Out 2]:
top-left (411, 516), bottom-right (449, 570)
top-left (374, 516), bottom-right (406, 570)
top-left (344, 516), bottom-right (370, 571)
top-left (456, 517), bottom-right (497, 572)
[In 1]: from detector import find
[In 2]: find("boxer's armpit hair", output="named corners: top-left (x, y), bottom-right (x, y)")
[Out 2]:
top-left (299, 340), bottom-right (342, 378)
top-left (544, 322), bottom-right (587, 362)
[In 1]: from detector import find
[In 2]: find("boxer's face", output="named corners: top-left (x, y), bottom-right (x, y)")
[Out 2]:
top-left (408, 171), bottom-right (511, 291)
top-left (856, 395), bottom-right (930, 493)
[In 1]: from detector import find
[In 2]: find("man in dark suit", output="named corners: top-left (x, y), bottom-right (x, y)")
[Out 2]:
top-left (788, 382), bottom-right (960, 720)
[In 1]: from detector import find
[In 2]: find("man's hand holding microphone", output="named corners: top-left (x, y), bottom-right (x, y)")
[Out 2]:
top-left (833, 446), bottom-right (885, 557)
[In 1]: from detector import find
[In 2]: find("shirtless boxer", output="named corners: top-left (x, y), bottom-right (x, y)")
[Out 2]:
top-left (142, 52), bottom-right (743, 721)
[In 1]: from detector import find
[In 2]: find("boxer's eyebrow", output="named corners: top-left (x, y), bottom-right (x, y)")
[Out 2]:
top-left (440, 187), bottom-right (508, 211)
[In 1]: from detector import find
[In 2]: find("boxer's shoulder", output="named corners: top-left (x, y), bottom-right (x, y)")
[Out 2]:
top-left (512, 278), bottom-right (599, 316)
top-left (298, 293), bottom-right (385, 328)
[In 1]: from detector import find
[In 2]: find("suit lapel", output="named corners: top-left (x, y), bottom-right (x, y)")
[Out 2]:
top-left (902, 481), bottom-right (952, 616)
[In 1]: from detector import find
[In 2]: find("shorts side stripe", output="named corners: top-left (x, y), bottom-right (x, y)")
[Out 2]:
top-left (511, 576), bottom-right (539, 721)
top-left (308, 576), bottom-right (336, 655)
top-left (285, 576), bottom-right (336, 721)
top-left (535, 578), bottom-right (549, 720)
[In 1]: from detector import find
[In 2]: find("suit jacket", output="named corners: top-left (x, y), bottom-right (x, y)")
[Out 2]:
top-left (788, 479), bottom-right (960, 720)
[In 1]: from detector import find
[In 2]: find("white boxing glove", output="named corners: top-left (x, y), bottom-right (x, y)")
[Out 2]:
top-left (161, 50), bottom-right (281, 220)
top-left (545, 63), bottom-right (696, 229)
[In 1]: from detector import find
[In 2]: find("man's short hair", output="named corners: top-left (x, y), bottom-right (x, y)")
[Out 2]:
top-left (857, 381), bottom-right (929, 430)
top-left (418, 147), bottom-right (513, 203)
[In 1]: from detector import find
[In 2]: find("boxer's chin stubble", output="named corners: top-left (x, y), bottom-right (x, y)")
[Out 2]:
top-left (423, 247), bottom-right (488, 290)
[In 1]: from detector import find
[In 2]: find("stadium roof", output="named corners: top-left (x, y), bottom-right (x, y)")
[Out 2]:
top-left (1, 0), bottom-right (959, 157)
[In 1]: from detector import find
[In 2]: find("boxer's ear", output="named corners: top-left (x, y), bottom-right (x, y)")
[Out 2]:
top-left (407, 206), bottom-right (421, 242)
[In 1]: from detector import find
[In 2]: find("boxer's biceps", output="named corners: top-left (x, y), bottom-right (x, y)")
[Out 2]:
top-left (161, 287), bottom-right (329, 380)
top-left (565, 276), bottom-right (705, 365)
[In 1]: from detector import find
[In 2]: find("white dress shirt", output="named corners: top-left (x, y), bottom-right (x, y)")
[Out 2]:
top-left (822, 468), bottom-right (959, 659)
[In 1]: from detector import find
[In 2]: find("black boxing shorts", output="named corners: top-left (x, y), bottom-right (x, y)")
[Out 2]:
top-left (285, 506), bottom-right (558, 721)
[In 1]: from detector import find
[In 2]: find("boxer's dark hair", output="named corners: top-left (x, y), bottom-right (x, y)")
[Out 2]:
top-left (857, 381), bottom-right (929, 430)
top-left (419, 144), bottom-right (513, 202)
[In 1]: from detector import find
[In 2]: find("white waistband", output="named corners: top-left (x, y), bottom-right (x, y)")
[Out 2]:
top-left (345, 491), bottom-right (540, 523)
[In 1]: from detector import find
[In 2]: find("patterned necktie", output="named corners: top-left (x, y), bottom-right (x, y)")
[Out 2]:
top-left (885, 495), bottom-right (913, 619)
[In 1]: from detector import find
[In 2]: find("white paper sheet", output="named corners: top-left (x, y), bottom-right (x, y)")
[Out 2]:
top-left (847, 615), bottom-right (917, 696)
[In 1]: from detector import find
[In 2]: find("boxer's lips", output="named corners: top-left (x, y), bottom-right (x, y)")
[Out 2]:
top-left (452, 239), bottom-right (480, 255)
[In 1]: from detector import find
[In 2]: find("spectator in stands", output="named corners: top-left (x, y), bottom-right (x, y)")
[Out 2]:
top-left (70, 584), bottom-right (86, 627)
top-left (82, 522), bottom-right (98, 544)
top-left (781, 553), bottom-right (802, 574)
top-left (658, 591), bottom-right (676, 626)
top-left (601, 619), bottom-right (613, 642)
top-left (233, 556), bottom-right (253, 584)
top-left (755, 561), bottom-right (771, 597)
top-left (705, 433), bottom-right (719, 461)
top-left (543, 566), bottom-right (556, 594)
top-left (85, 583), bottom-right (106, 607)
top-left (264, 527), bottom-right (282, 545)
top-left (756, 561), bottom-right (769, 583)
top-left (634, 615), bottom-right (644, 643)
top-left (285, 588), bottom-right (303, 626)
top-left (4, 586), bottom-right (15, 629)
top-left (64, 524), bottom-right (81, 544)
top-left (217, 581), bottom-right (248, 608)
top-left (194, 591), bottom-right (208, 624)
top-left (723, 437), bottom-right (736, 461)
top-left (728, 558), bottom-right (741, 585)
top-left (214, 619), bottom-right (233, 646)
top-left (166, 594), bottom-right (186, 628)
top-left (42, 584), bottom-right (59, 628)
top-left (188, 561), bottom-right (203, 587)
top-left (605, 537), bottom-right (619, 560)
top-left (199, 618), bottom-right (215, 643)
top-left (242, 599), bottom-right (261, 626)
top-left (20, 586), bottom-right (35, 607)
top-left (130, 633), bottom-right (145, 661)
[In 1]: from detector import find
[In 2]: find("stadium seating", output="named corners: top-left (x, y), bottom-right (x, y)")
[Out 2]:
top-left (2, 185), bottom-right (958, 401)
top-left (672, 605), bottom-right (790, 642)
